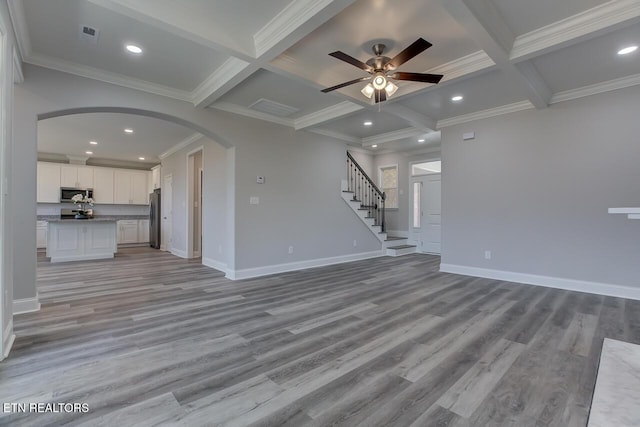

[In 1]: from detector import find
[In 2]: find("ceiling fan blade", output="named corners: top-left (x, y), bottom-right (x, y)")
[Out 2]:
top-left (329, 51), bottom-right (373, 72)
top-left (374, 89), bottom-right (387, 103)
top-left (385, 38), bottom-right (432, 70)
top-left (321, 76), bottom-right (370, 93)
top-left (391, 72), bottom-right (443, 84)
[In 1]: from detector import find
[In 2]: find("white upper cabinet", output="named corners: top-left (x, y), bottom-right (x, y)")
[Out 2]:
top-left (37, 162), bottom-right (61, 203)
top-left (93, 168), bottom-right (114, 204)
top-left (114, 170), bottom-right (149, 205)
top-left (151, 165), bottom-right (161, 191)
top-left (60, 165), bottom-right (94, 188)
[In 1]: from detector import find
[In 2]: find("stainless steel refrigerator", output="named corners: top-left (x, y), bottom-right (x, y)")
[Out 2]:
top-left (149, 189), bottom-right (161, 249)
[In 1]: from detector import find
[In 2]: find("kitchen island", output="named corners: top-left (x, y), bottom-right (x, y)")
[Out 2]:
top-left (47, 218), bottom-right (117, 262)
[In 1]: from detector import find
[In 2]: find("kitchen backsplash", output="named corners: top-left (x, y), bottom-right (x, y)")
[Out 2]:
top-left (37, 203), bottom-right (150, 216)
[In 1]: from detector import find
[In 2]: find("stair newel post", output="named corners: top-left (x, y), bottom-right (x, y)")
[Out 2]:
top-left (381, 192), bottom-right (386, 233)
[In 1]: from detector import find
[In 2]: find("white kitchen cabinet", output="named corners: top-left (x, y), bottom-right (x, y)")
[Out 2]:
top-left (114, 170), bottom-right (148, 205)
top-left (37, 162), bottom-right (61, 203)
top-left (92, 168), bottom-right (114, 204)
top-left (138, 219), bottom-right (150, 243)
top-left (117, 220), bottom-right (139, 244)
top-left (150, 165), bottom-right (161, 191)
top-left (36, 221), bottom-right (48, 249)
top-left (61, 165), bottom-right (94, 188)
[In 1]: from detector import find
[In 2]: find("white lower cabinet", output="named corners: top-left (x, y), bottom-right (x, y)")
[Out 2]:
top-left (138, 220), bottom-right (150, 243)
top-left (117, 220), bottom-right (139, 244)
top-left (117, 219), bottom-right (150, 244)
top-left (37, 221), bottom-right (48, 249)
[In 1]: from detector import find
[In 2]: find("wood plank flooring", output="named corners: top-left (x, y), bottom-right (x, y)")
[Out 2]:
top-left (1, 247), bottom-right (638, 426)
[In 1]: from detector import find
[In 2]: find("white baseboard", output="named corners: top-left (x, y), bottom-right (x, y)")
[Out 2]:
top-left (171, 248), bottom-right (188, 258)
top-left (228, 250), bottom-right (385, 280)
top-left (387, 230), bottom-right (409, 238)
top-left (440, 263), bottom-right (640, 301)
top-left (2, 319), bottom-right (15, 360)
top-left (14, 295), bottom-right (41, 314)
top-left (202, 257), bottom-right (229, 275)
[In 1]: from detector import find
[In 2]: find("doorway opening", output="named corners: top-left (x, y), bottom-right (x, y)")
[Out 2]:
top-left (186, 147), bottom-right (203, 259)
top-left (410, 160), bottom-right (442, 254)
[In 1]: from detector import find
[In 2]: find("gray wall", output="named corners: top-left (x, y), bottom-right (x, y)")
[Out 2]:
top-left (161, 136), bottom-right (230, 268)
top-left (441, 86), bottom-right (640, 287)
top-left (231, 115), bottom-right (381, 270)
top-left (1, 0), bottom-right (17, 351)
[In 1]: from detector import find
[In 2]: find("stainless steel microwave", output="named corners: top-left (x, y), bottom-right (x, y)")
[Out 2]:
top-left (60, 187), bottom-right (93, 203)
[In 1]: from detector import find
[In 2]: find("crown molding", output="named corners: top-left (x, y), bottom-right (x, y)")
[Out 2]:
top-left (13, 47), bottom-right (24, 83)
top-left (25, 53), bottom-right (192, 102)
top-left (428, 51), bottom-right (495, 82)
top-left (211, 102), bottom-right (295, 128)
top-left (254, 0), bottom-right (346, 57)
top-left (294, 101), bottom-right (363, 130)
top-left (550, 73), bottom-right (640, 104)
top-left (7, 0), bottom-right (31, 58)
top-left (510, 0), bottom-right (640, 61)
top-left (191, 57), bottom-right (252, 107)
top-left (362, 128), bottom-right (423, 147)
top-left (437, 101), bottom-right (534, 128)
top-left (306, 128), bottom-right (361, 144)
top-left (159, 133), bottom-right (203, 160)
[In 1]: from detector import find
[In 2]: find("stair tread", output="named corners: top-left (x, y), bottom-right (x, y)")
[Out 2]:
top-left (387, 245), bottom-right (416, 249)
top-left (342, 191), bottom-right (354, 193)
top-left (385, 236), bottom-right (405, 241)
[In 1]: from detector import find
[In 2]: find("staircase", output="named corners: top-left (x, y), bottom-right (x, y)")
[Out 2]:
top-left (342, 152), bottom-right (416, 256)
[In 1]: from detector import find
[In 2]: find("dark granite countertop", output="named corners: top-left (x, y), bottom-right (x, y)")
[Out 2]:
top-left (37, 215), bottom-right (149, 222)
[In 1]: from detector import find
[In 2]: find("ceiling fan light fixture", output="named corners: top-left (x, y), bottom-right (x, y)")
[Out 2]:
top-left (361, 83), bottom-right (375, 99)
top-left (372, 73), bottom-right (387, 90)
top-left (385, 81), bottom-right (398, 97)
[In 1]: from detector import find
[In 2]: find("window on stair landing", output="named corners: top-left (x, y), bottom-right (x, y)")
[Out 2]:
top-left (379, 164), bottom-right (398, 209)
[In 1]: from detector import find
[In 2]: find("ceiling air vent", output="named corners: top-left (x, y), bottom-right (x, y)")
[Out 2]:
top-left (248, 99), bottom-right (299, 117)
top-left (79, 25), bottom-right (100, 45)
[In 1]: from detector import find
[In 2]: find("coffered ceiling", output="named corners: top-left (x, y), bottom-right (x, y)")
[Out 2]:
top-left (8, 0), bottom-right (640, 159)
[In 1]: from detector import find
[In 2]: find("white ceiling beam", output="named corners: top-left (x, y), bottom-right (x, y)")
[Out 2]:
top-left (382, 104), bottom-right (437, 133)
top-left (443, 0), bottom-right (552, 109)
top-left (191, 58), bottom-right (253, 108)
top-left (294, 101), bottom-right (363, 130)
top-left (7, 0), bottom-right (31, 59)
top-left (362, 128), bottom-right (424, 147)
top-left (193, 0), bottom-right (357, 107)
top-left (253, 0), bottom-right (357, 59)
top-left (511, 0), bottom-right (640, 62)
top-left (306, 128), bottom-right (361, 144)
top-left (210, 102), bottom-right (295, 128)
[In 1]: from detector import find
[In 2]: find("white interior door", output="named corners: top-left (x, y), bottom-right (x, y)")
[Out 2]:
top-left (410, 174), bottom-right (441, 254)
top-left (422, 174), bottom-right (441, 254)
top-left (162, 174), bottom-right (173, 251)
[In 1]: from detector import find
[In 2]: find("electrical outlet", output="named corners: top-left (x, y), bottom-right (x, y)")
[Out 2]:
top-left (288, 246), bottom-right (294, 254)
top-left (353, 239), bottom-right (357, 247)
top-left (484, 250), bottom-right (492, 260)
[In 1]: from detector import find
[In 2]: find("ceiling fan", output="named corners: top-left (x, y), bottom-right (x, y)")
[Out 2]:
top-left (321, 38), bottom-right (443, 103)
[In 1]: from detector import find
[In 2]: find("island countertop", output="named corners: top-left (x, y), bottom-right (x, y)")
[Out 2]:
top-left (38, 215), bottom-right (148, 222)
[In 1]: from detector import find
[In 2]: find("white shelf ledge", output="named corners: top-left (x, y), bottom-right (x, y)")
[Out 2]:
top-left (608, 207), bottom-right (640, 219)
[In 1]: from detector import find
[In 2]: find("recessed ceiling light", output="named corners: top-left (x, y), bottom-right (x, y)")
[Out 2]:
top-left (89, 141), bottom-right (98, 145)
top-left (451, 95), bottom-right (463, 102)
top-left (618, 45), bottom-right (638, 55)
top-left (125, 44), bottom-right (142, 54)
top-left (124, 128), bottom-right (134, 134)
top-left (371, 144), bottom-right (378, 148)
top-left (138, 157), bottom-right (145, 161)
top-left (418, 139), bottom-right (425, 143)
top-left (364, 121), bottom-right (373, 126)
top-left (85, 151), bottom-right (93, 155)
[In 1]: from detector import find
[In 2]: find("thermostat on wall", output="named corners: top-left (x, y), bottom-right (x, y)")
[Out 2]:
top-left (256, 176), bottom-right (265, 184)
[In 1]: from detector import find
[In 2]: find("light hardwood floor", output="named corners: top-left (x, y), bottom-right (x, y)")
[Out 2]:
top-left (1, 248), bottom-right (638, 426)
